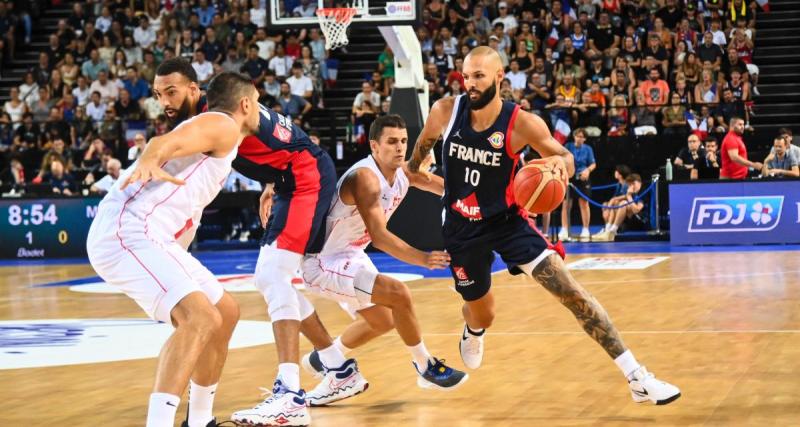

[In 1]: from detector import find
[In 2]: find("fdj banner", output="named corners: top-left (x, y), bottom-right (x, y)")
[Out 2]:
top-left (670, 181), bottom-right (800, 245)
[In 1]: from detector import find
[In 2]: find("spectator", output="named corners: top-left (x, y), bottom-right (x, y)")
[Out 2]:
top-left (133, 17), bottom-right (156, 50)
top-left (631, 92), bottom-right (657, 136)
top-left (555, 72), bottom-right (581, 104)
top-left (176, 29), bottom-right (196, 60)
top-left (762, 136), bottom-right (799, 178)
top-left (559, 128), bottom-right (596, 241)
top-left (123, 67), bottom-right (150, 103)
top-left (642, 35), bottom-right (669, 77)
top-left (286, 63), bottom-right (313, 100)
top-left (378, 46), bottom-right (396, 87)
top-left (241, 45), bottom-right (269, 86)
top-left (594, 173), bottom-right (648, 241)
top-left (293, 0), bottom-right (318, 17)
top-left (662, 92), bottom-right (688, 140)
top-left (89, 70), bottom-right (119, 104)
top-left (60, 53), bottom-right (80, 87)
top-left (673, 134), bottom-right (705, 180)
top-left (506, 59), bottom-right (527, 92)
top-left (12, 113), bottom-right (40, 153)
top-left (110, 50), bottom-right (130, 80)
top-left (43, 107), bottom-right (70, 144)
top-left (714, 87), bottom-right (744, 133)
top-left (200, 27), bottom-right (224, 64)
top-left (86, 91), bottom-right (107, 123)
top-left (268, 44), bottom-right (293, 79)
top-left (277, 82), bottom-right (311, 125)
top-left (697, 32), bottom-right (723, 71)
top-left (253, 28), bottom-right (275, 61)
top-left (694, 69), bottom-right (720, 105)
top-left (95, 6), bottom-right (113, 34)
top-left (263, 71), bottom-right (280, 100)
top-left (194, 0), bottom-right (217, 28)
top-left (31, 87), bottom-right (53, 124)
top-left (142, 92), bottom-right (164, 121)
top-left (19, 72), bottom-right (40, 109)
top-left (692, 138), bottom-right (721, 180)
top-left (81, 49), bottom-right (109, 81)
top-left (709, 19), bottom-right (727, 47)
top-left (599, 164), bottom-right (632, 232)
top-left (587, 12), bottom-right (620, 64)
top-left (607, 95), bottom-right (629, 136)
top-left (4, 87), bottom-right (27, 128)
top-left (72, 75), bottom-right (92, 107)
top-left (114, 89), bottom-right (143, 122)
top-left (191, 50), bottom-right (214, 86)
top-left (488, 35), bottom-right (509, 68)
top-left (44, 158), bottom-right (75, 196)
top-left (638, 68), bottom-right (669, 110)
top-left (249, 0), bottom-right (267, 27)
top-left (472, 4), bottom-right (492, 36)
top-left (31, 52), bottom-right (52, 87)
top-left (493, 2), bottom-right (518, 35)
top-left (90, 157), bottom-right (122, 194)
top-left (720, 117), bottom-right (760, 179)
top-left (121, 36), bottom-right (143, 66)
top-left (0, 157), bottom-right (25, 188)
top-left (574, 91), bottom-right (605, 137)
top-left (34, 137), bottom-right (70, 182)
top-left (726, 0), bottom-right (754, 29)
top-left (299, 45), bottom-right (323, 99)
top-left (128, 132), bottom-right (147, 164)
top-left (221, 47), bottom-right (245, 73)
top-left (585, 55), bottom-right (610, 92)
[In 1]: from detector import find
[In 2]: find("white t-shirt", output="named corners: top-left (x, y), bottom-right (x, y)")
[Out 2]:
top-left (250, 7), bottom-right (266, 28)
top-left (506, 70), bottom-right (527, 90)
top-left (293, 4), bottom-right (317, 17)
top-left (492, 15), bottom-right (518, 34)
top-left (92, 173), bottom-right (120, 194)
top-left (133, 27), bottom-right (157, 49)
top-left (72, 86), bottom-right (91, 106)
top-left (192, 60), bottom-right (214, 82)
top-left (89, 80), bottom-right (119, 104)
top-left (353, 92), bottom-right (381, 109)
top-left (286, 75), bottom-right (313, 97)
top-left (269, 56), bottom-right (293, 78)
top-left (86, 101), bottom-right (107, 122)
top-left (256, 39), bottom-right (276, 60)
top-left (711, 30), bottom-right (727, 47)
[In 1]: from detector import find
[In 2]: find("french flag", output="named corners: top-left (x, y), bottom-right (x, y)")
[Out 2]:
top-left (553, 118), bottom-right (571, 144)
top-left (547, 27), bottom-right (560, 48)
top-left (685, 110), bottom-right (709, 140)
top-left (756, 0), bottom-right (769, 11)
top-left (562, 0), bottom-right (577, 19)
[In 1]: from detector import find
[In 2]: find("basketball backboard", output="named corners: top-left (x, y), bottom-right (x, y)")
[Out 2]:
top-left (268, 0), bottom-right (421, 28)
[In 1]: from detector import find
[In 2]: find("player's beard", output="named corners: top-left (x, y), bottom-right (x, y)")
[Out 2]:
top-left (468, 81), bottom-right (497, 111)
top-left (165, 98), bottom-right (193, 129)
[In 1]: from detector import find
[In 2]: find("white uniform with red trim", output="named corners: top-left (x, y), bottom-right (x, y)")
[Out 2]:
top-left (302, 155), bottom-right (409, 316)
top-left (86, 112), bottom-right (238, 322)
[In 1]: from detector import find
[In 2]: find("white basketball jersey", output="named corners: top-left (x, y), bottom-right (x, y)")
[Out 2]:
top-left (99, 112), bottom-right (239, 242)
top-left (321, 155), bottom-right (409, 256)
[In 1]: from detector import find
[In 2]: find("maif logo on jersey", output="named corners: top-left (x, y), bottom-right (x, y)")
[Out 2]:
top-left (452, 192), bottom-right (482, 220)
top-left (488, 131), bottom-right (504, 149)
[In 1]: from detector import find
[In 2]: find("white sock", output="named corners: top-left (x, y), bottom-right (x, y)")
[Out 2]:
top-left (581, 227), bottom-right (590, 234)
top-left (604, 223), bottom-right (611, 231)
top-left (609, 224), bottom-right (619, 233)
top-left (559, 227), bottom-right (567, 235)
top-left (408, 341), bottom-right (433, 373)
top-left (614, 350), bottom-right (641, 380)
top-left (188, 381), bottom-right (217, 427)
top-left (333, 336), bottom-right (351, 355)
top-left (278, 363), bottom-right (301, 392)
top-left (318, 344), bottom-right (347, 369)
top-left (146, 392), bottom-right (180, 427)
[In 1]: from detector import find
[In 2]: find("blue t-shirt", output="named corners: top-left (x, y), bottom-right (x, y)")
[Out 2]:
top-left (566, 142), bottom-right (595, 175)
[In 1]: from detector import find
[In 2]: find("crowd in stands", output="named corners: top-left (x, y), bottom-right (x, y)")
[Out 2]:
top-left (0, 0), bottom-right (331, 195)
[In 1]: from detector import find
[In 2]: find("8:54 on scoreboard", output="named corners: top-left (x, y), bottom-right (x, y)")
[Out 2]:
top-left (1, 198), bottom-right (100, 259)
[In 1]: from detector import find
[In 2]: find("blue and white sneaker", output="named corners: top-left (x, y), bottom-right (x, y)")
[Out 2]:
top-left (306, 358), bottom-right (369, 406)
top-left (301, 349), bottom-right (326, 379)
top-left (231, 379), bottom-right (310, 426)
top-left (414, 358), bottom-right (469, 390)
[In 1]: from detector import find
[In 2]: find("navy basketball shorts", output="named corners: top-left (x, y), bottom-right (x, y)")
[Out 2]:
top-left (262, 152), bottom-right (337, 254)
top-left (443, 209), bottom-right (555, 301)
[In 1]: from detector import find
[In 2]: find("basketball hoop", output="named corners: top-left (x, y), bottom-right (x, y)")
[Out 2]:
top-left (316, 7), bottom-right (357, 50)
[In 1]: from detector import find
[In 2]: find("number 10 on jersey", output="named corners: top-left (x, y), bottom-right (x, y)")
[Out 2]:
top-left (464, 167), bottom-right (481, 186)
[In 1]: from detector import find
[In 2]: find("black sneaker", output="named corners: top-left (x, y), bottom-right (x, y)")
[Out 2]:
top-left (414, 358), bottom-right (469, 390)
top-left (301, 349), bottom-right (326, 379)
top-left (180, 417), bottom-right (218, 427)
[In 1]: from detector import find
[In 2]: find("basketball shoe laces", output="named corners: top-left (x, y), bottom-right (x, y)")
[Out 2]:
top-left (254, 382), bottom-right (288, 409)
top-left (463, 335), bottom-right (482, 356)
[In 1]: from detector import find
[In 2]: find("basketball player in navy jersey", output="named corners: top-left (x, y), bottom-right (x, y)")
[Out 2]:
top-left (153, 59), bottom-right (364, 426)
top-left (409, 47), bottom-right (681, 405)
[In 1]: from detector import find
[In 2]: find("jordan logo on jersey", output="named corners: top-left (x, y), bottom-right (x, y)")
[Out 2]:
top-left (452, 192), bottom-right (482, 220)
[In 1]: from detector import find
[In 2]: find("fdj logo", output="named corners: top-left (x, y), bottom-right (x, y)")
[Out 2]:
top-left (688, 196), bottom-right (784, 232)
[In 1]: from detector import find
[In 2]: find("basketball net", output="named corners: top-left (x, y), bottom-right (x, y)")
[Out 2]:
top-left (316, 7), bottom-right (357, 50)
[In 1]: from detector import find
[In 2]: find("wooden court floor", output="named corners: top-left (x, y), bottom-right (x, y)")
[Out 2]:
top-left (1, 250), bottom-right (799, 426)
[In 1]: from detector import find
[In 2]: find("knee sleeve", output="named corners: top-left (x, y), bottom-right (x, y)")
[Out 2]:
top-left (255, 243), bottom-right (305, 321)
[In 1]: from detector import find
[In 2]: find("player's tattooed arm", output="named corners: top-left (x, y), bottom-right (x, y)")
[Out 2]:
top-left (531, 255), bottom-right (628, 359)
top-left (409, 98), bottom-right (454, 173)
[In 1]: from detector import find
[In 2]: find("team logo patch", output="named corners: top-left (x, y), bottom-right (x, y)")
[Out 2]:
top-left (273, 124), bottom-right (292, 143)
top-left (488, 131), bottom-right (504, 149)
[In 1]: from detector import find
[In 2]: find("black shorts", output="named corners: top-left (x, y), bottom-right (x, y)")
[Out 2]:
top-left (569, 178), bottom-right (591, 200)
top-left (443, 209), bottom-right (554, 301)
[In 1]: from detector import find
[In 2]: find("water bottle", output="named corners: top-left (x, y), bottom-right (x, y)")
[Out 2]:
top-left (665, 158), bottom-right (673, 182)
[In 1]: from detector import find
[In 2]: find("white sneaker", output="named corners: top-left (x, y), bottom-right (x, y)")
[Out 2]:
top-left (301, 349), bottom-right (325, 379)
top-left (306, 358), bottom-right (369, 406)
top-left (580, 229), bottom-right (591, 241)
top-left (628, 366), bottom-right (681, 405)
top-left (459, 324), bottom-right (485, 369)
top-left (558, 229), bottom-right (570, 242)
top-left (231, 379), bottom-right (310, 426)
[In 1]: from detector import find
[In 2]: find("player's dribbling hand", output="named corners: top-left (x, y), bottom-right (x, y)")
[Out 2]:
top-left (545, 155), bottom-right (568, 183)
top-left (120, 163), bottom-right (185, 190)
top-left (423, 250), bottom-right (451, 269)
top-left (259, 184), bottom-right (275, 228)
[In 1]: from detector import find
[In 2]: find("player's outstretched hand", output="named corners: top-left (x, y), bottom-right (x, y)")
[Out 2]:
top-left (259, 184), bottom-right (275, 228)
top-left (424, 250), bottom-right (451, 269)
top-left (120, 163), bottom-right (185, 190)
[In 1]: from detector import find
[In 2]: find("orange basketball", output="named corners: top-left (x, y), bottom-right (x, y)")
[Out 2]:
top-left (514, 161), bottom-right (566, 214)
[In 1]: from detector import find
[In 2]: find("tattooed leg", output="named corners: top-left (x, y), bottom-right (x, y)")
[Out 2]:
top-left (531, 254), bottom-right (627, 358)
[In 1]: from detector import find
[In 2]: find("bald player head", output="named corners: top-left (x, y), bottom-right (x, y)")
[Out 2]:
top-left (463, 46), bottom-right (505, 111)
